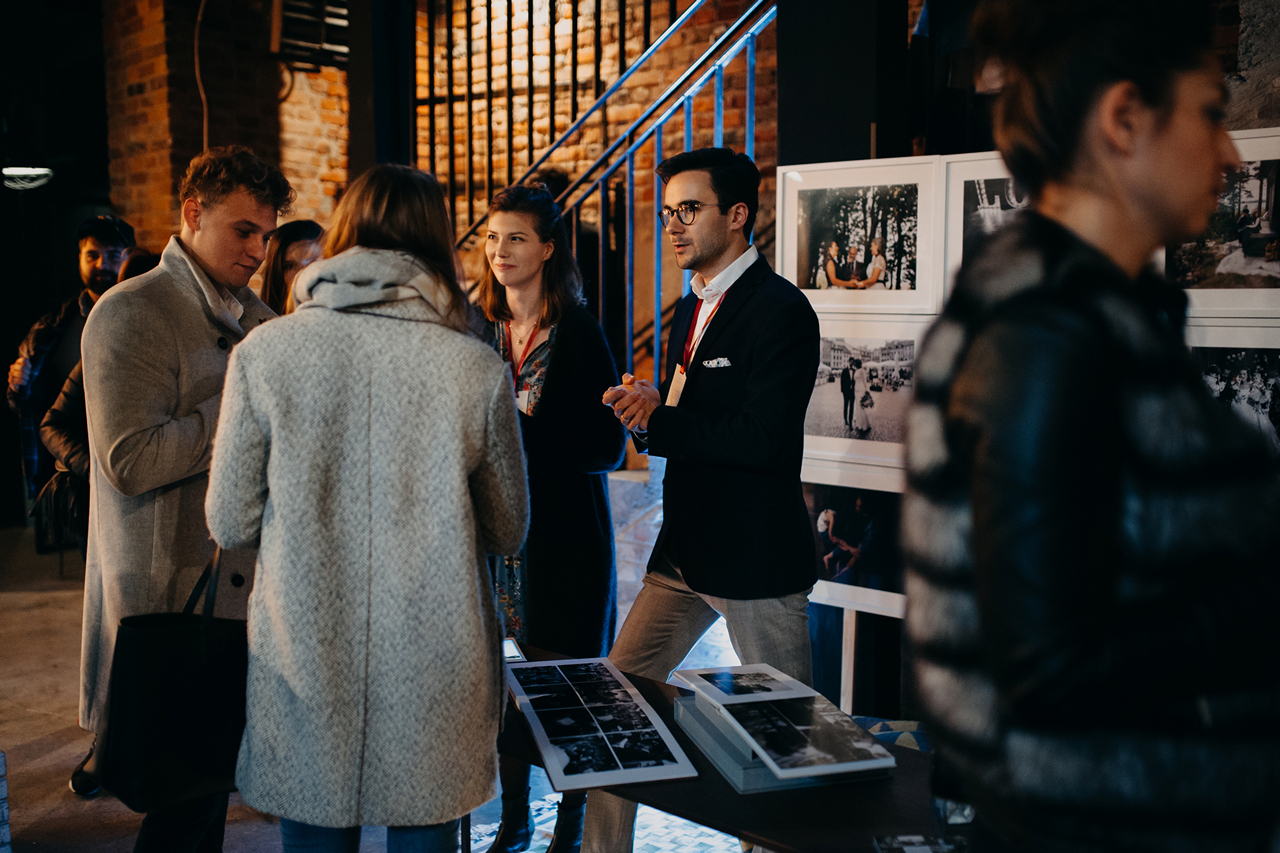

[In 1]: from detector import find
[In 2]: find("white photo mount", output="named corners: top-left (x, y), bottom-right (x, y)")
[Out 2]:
top-left (941, 151), bottom-right (1017, 300)
top-left (1171, 127), bottom-right (1280, 318)
top-left (674, 663), bottom-right (815, 705)
top-left (505, 658), bottom-right (697, 791)
top-left (804, 315), bottom-right (931, 471)
top-left (778, 155), bottom-right (944, 315)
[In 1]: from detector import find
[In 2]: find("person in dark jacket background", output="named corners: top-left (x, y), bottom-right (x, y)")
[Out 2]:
top-left (477, 184), bottom-right (626, 853)
top-left (903, 1), bottom-right (1280, 850)
top-left (8, 215), bottom-right (134, 499)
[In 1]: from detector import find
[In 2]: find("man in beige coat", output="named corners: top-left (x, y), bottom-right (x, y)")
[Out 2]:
top-left (79, 145), bottom-right (293, 850)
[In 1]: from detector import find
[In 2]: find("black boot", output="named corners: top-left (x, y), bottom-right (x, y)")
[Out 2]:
top-left (486, 756), bottom-right (533, 853)
top-left (545, 791), bottom-right (586, 853)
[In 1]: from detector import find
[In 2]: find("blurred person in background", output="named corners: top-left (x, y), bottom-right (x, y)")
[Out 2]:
top-left (8, 215), bottom-right (134, 504)
top-left (259, 219), bottom-right (323, 314)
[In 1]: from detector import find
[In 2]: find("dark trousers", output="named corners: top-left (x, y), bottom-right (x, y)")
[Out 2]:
top-left (134, 791), bottom-right (229, 853)
top-left (842, 393), bottom-right (855, 425)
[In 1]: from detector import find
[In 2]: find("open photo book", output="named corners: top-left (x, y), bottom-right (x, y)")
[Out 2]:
top-left (674, 664), bottom-right (896, 780)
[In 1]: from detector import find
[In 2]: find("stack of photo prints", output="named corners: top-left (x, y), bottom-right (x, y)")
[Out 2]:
top-left (505, 659), bottom-right (698, 791)
top-left (672, 664), bottom-right (895, 794)
top-left (777, 126), bottom-right (1280, 621)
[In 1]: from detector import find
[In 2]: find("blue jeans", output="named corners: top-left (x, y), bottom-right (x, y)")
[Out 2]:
top-left (280, 818), bottom-right (459, 853)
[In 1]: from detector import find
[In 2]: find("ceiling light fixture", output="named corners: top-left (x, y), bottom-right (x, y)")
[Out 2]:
top-left (3, 166), bottom-right (55, 190)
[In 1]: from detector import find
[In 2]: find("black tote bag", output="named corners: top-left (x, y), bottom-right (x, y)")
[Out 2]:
top-left (95, 549), bottom-right (249, 813)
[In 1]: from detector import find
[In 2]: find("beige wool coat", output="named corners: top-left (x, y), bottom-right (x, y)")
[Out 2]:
top-left (79, 237), bottom-right (272, 735)
top-left (205, 247), bottom-right (529, 828)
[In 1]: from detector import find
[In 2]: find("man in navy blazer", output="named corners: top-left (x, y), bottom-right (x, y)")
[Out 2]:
top-left (588, 148), bottom-right (820, 853)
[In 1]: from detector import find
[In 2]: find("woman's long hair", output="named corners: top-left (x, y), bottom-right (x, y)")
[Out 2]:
top-left (476, 185), bottom-right (584, 326)
top-left (324, 164), bottom-right (469, 332)
top-left (261, 219), bottom-right (323, 314)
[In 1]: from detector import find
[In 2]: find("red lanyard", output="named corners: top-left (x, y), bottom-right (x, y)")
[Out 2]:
top-left (681, 296), bottom-right (723, 368)
top-left (505, 321), bottom-right (540, 390)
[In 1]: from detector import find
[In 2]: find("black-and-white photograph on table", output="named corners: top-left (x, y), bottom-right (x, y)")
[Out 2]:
top-left (804, 318), bottom-right (929, 471)
top-left (778, 155), bottom-right (942, 314)
top-left (674, 663), bottom-right (814, 705)
top-left (1186, 322), bottom-right (1280, 454)
top-left (723, 695), bottom-right (895, 778)
top-left (506, 658), bottom-right (697, 791)
top-left (1166, 128), bottom-right (1280, 317)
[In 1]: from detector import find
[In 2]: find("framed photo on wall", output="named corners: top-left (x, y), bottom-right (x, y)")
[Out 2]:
top-left (1185, 319), bottom-right (1280, 452)
top-left (778, 156), bottom-right (942, 314)
top-left (803, 316), bottom-right (930, 471)
top-left (941, 152), bottom-right (1026, 297)
top-left (1168, 128), bottom-right (1280, 317)
top-left (803, 481), bottom-right (905, 617)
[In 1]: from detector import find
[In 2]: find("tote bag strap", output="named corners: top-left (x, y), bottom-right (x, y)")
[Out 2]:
top-left (181, 547), bottom-right (224, 624)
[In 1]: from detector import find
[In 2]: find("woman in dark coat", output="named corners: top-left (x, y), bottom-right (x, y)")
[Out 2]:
top-left (478, 184), bottom-right (627, 853)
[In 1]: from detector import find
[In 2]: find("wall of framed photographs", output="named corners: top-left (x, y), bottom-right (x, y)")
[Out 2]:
top-left (778, 127), bottom-right (1280, 713)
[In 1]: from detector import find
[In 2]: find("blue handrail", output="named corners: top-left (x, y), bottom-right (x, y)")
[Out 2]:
top-left (453, 0), bottom-right (710, 248)
top-left (564, 5), bottom-right (777, 378)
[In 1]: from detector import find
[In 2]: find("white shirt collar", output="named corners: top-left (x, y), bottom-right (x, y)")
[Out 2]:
top-left (691, 244), bottom-right (758, 304)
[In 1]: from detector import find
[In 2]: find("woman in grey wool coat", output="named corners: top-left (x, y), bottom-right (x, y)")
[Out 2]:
top-left (206, 164), bottom-right (530, 852)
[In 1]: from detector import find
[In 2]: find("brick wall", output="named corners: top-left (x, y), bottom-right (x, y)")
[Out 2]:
top-left (103, 0), bottom-right (174, 252)
top-left (103, 0), bottom-right (344, 254)
top-left (417, 0), bottom-right (777, 240)
top-left (279, 67), bottom-right (349, 224)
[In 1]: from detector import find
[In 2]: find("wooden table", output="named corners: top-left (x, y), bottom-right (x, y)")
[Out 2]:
top-left (497, 655), bottom-right (943, 853)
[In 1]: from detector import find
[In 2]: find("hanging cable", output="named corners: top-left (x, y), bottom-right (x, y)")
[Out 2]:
top-left (195, 0), bottom-right (210, 150)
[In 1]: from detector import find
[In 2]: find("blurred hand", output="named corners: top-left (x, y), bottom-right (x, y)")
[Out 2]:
top-left (8, 357), bottom-right (29, 393)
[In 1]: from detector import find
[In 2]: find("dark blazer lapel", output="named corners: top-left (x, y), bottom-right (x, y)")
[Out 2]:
top-left (684, 255), bottom-right (769, 379)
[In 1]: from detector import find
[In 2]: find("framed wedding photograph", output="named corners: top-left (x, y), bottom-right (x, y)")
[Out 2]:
top-left (778, 156), bottom-right (943, 314)
top-left (803, 316), bottom-right (930, 472)
top-left (1168, 128), bottom-right (1280, 317)
top-left (1184, 319), bottom-right (1280, 451)
top-left (942, 152), bottom-right (1026, 297)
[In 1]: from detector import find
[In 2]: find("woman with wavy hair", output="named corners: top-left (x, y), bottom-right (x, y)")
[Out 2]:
top-left (476, 184), bottom-right (626, 853)
top-left (259, 219), bottom-right (324, 314)
top-left (207, 164), bottom-right (529, 852)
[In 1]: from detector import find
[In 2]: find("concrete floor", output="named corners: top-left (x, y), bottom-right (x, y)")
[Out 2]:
top-left (0, 465), bottom-right (737, 852)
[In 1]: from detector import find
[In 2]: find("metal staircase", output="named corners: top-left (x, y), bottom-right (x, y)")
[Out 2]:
top-left (422, 0), bottom-right (778, 380)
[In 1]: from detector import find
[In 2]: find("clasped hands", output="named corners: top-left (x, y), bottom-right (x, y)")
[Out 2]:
top-left (602, 373), bottom-right (661, 431)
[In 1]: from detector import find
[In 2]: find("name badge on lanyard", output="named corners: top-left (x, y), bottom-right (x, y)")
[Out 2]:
top-left (668, 296), bottom-right (722, 408)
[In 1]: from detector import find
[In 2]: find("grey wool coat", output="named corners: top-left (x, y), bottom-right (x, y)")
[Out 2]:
top-left (205, 247), bottom-right (529, 828)
top-left (79, 236), bottom-right (273, 734)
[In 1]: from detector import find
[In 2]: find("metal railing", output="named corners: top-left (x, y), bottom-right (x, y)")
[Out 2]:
top-left (562, 3), bottom-right (777, 379)
top-left (420, 0), bottom-right (777, 381)
top-left (420, 0), bottom-right (696, 237)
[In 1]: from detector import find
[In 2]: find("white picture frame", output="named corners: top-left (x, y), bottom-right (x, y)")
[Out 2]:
top-left (778, 155), bottom-right (943, 315)
top-left (803, 316), bottom-right (931, 471)
top-left (1169, 127), bottom-right (1280, 317)
top-left (941, 151), bottom-right (1023, 299)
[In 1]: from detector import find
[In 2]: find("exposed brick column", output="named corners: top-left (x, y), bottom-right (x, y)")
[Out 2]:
top-left (103, 0), bottom-right (175, 252)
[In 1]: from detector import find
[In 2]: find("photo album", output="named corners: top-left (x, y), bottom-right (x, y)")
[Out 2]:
top-left (673, 664), bottom-right (895, 782)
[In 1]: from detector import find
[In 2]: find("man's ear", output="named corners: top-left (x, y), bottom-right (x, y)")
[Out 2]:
top-left (181, 196), bottom-right (202, 233)
top-left (728, 202), bottom-right (750, 233)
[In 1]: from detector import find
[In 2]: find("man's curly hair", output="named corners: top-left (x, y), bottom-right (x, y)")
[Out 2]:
top-left (179, 145), bottom-right (295, 215)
